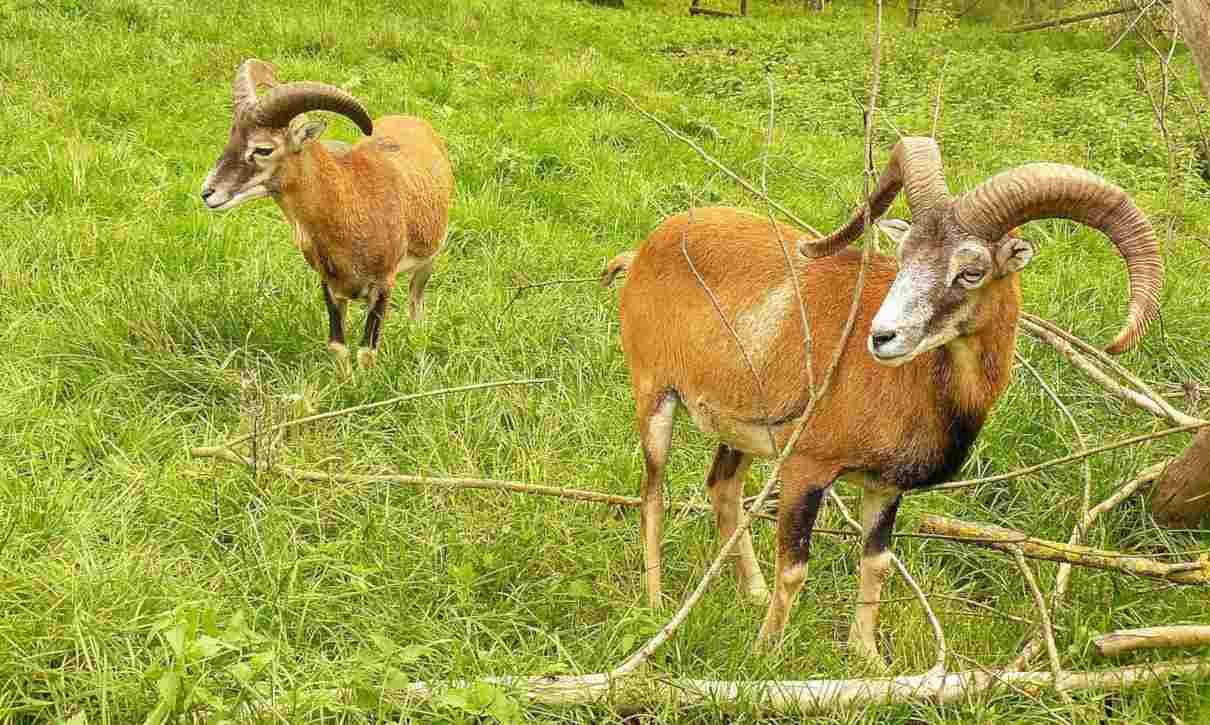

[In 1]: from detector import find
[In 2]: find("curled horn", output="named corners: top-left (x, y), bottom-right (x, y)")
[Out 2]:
top-left (232, 59), bottom-right (279, 116)
top-left (800, 136), bottom-right (950, 258)
top-left (253, 81), bottom-right (374, 136)
top-left (954, 163), bottom-right (1162, 354)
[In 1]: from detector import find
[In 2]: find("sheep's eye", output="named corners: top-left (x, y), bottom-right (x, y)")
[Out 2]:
top-left (252, 147), bottom-right (274, 157)
top-left (957, 268), bottom-right (985, 286)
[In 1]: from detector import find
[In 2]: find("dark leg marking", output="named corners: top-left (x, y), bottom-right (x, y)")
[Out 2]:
top-left (322, 282), bottom-right (345, 346)
top-left (706, 444), bottom-right (744, 486)
top-left (783, 487), bottom-right (826, 563)
top-left (863, 494), bottom-right (902, 557)
top-left (361, 288), bottom-right (391, 350)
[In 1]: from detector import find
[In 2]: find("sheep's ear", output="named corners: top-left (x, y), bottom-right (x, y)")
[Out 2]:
top-left (995, 235), bottom-right (1035, 276)
top-left (288, 115), bottom-right (327, 151)
top-left (876, 218), bottom-right (911, 246)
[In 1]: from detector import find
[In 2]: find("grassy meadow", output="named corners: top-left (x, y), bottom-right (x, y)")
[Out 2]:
top-left (3, 0), bottom-right (1210, 721)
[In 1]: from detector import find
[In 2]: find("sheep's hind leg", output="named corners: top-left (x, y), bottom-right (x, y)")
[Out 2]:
top-left (322, 282), bottom-right (350, 365)
top-left (408, 260), bottom-right (434, 323)
top-left (705, 445), bottom-right (768, 604)
top-left (358, 285), bottom-right (392, 369)
top-left (637, 392), bottom-right (677, 609)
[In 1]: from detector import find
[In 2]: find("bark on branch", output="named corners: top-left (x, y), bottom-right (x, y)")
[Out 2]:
top-left (1095, 626), bottom-right (1210, 656)
top-left (919, 515), bottom-right (1210, 585)
top-left (1005, 1), bottom-right (1168, 33)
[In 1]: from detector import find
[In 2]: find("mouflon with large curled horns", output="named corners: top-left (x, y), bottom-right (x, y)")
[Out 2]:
top-left (602, 136), bottom-right (1162, 664)
top-left (201, 59), bottom-right (453, 369)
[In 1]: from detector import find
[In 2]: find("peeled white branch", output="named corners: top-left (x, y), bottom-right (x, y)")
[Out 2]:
top-left (1095, 626), bottom-right (1210, 657)
top-left (353, 662), bottom-right (1210, 715)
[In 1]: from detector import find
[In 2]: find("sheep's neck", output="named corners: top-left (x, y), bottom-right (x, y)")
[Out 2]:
top-left (934, 274), bottom-right (1022, 426)
top-left (273, 143), bottom-right (349, 242)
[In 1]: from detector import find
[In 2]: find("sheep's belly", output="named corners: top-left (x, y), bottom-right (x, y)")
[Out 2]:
top-left (683, 396), bottom-right (778, 458)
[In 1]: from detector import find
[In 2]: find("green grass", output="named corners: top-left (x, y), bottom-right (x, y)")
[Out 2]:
top-left (3, 0), bottom-right (1210, 721)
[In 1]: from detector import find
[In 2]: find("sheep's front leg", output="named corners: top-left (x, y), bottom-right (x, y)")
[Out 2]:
top-left (849, 485), bottom-right (901, 667)
top-left (756, 457), bottom-right (836, 647)
top-left (322, 282), bottom-right (349, 361)
top-left (358, 285), bottom-right (392, 369)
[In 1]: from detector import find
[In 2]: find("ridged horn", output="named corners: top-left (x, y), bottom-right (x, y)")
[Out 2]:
top-left (954, 163), bottom-right (1163, 354)
top-left (253, 81), bottom-right (374, 136)
top-left (232, 59), bottom-right (279, 115)
top-left (800, 136), bottom-right (950, 258)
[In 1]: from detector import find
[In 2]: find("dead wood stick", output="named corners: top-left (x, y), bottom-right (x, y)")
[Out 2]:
top-left (1014, 461), bottom-right (1169, 668)
top-left (197, 379), bottom-right (552, 454)
top-left (1012, 547), bottom-right (1067, 693)
top-left (310, 661), bottom-right (1210, 715)
top-left (1005, 1), bottom-right (1168, 33)
top-left (1020, 314), bottom-right (1192, 424)
top-left (1095, 626), bottom-right (1210, 657)
top-left (923, 422), bottom-right (1206, 493)
top-left (919, 515), bottom-right (1210, 585)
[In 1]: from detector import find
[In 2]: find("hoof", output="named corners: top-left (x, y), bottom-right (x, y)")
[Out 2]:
top-left (744, 584), bottom-right (771, 606)
top-left (327, 342), bottom-right (350, 359)
top-left (848, 626), bottom-right (890, 670)
top-left (357, 347), bottom-right (377, 369)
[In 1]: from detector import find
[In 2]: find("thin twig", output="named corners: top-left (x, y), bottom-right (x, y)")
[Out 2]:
top-left (1021, 314), bottom-right (1195, 424)
top-left (931, 53), bottom-right (950, 139)
top-left (506, 277), bottom-right (600, 308)
top-left (923, 422), bottom-right (1207, 493)
top-left (614, 89), bottom-right (822, 238)
top-left (197, 379), bottom-right (553, 454)
top-left (1013, 352), bottom-right (1091, 669)
top-left (1012, 547), bottom-right (1067, 695)
top-left (761, 76), bottom-right (816, 396)
top-left (920, 515), bottom-right (1210, 584)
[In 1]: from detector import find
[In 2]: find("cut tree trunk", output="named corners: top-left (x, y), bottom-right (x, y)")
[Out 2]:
top-left (1150, 428), bottom-right (1210, 527)
top-left (1173, 0), bottom-right (1210, 101)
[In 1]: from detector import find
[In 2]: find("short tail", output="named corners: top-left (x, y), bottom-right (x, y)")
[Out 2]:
top-left (601, 251), bottom-right (637, 288)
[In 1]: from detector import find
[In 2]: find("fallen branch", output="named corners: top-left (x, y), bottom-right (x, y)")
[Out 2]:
top-left (1019, 314), bottom-right (1195, 426)
top-left (1012, 547), bottom-right (1066, 693)
top-left (919, 515), bottom-right (1210, 585)
top-left (1016, 317), bottom-right (1195, 426)
top-left (1095, 626), bottom-right (1210, 657)
top-left (1005, 0), bottom-right (1168, 33)
top-left (318, 661), bottom-right (1210, 715)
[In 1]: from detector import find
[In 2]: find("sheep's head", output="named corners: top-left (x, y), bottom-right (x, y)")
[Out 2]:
top-left (800, 137), bottom-right (1162, 365)
top-left (200, 59), bottom-right (373, 211)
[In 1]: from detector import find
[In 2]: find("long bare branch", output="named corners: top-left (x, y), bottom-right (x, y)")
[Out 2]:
top-left (920, 515), bottom-right (1210, 585)
top-left (1095, 626), bottom-right (1210, 656)
top-left (1012, 547), bottom-right (1067, 694)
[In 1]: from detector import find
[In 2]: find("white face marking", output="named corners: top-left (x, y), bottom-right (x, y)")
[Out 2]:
top-left (869, 260), bottom-right (940, 365)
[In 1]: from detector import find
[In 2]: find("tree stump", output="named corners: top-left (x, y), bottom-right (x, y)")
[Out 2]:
top-left (1150, 429), bottom-right (1210, 528)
